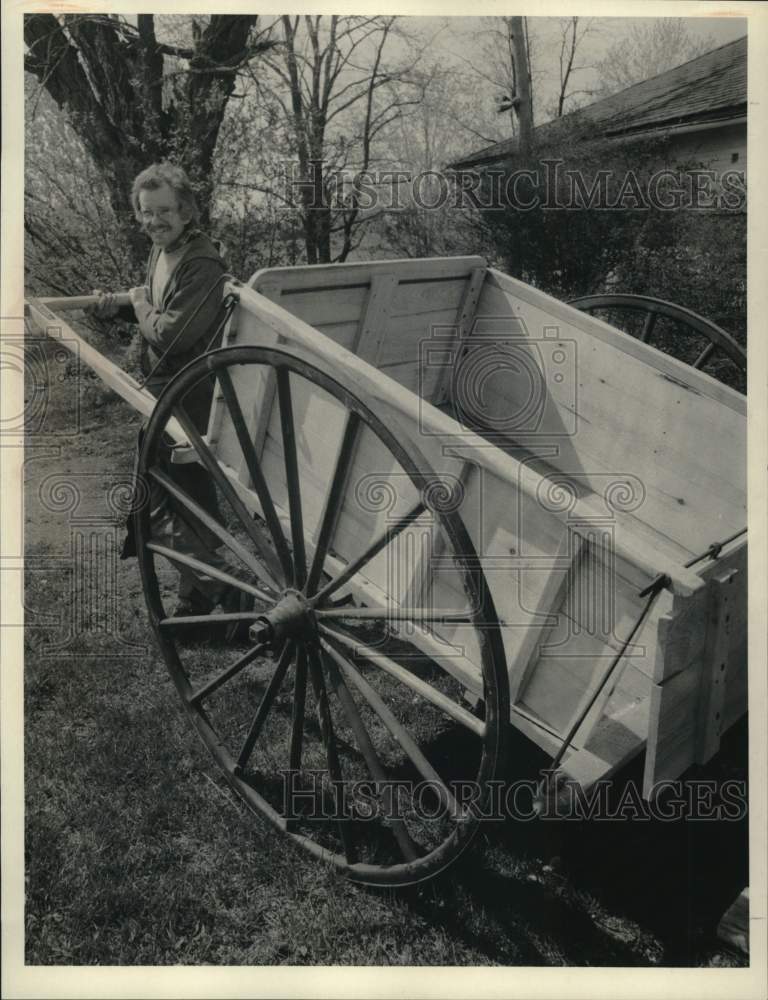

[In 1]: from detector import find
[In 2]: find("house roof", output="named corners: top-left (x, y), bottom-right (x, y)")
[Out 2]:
top-left (450, 35), bottom-right (747, 169)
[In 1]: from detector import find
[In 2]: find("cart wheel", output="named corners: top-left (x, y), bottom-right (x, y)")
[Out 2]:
top-left (135, 345), bottom-right (509, 886)
top-left (568, 293), bottom-right (746, 391)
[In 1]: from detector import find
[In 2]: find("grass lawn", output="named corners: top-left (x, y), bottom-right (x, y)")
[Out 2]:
top-left (21, 329), bottom-right (749, 968)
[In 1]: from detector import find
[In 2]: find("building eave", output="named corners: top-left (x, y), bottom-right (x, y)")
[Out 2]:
top-left (448, 110), bottom-right (746, 171)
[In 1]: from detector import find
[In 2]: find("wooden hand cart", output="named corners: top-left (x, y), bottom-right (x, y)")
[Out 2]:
top-left (25, 256), bottom-right (747, 886)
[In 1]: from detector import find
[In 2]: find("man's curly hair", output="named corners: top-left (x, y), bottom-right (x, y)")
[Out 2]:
top-left (131, 163), bottom-right (200, 223)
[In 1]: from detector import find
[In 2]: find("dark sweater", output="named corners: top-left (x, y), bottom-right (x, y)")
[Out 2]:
top-left (121, 229), bottom-right (228, 395)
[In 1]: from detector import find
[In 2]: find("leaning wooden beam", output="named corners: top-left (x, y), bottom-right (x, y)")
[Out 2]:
top-left (34, 292), bottom-right (132, 313)
top-left (25, 297), bottom-right (188, 446)
top-left (228, 281), bottom-right (705, 598)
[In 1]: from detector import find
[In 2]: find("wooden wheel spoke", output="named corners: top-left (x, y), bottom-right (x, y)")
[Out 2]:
top-left (189, 643), bottom-right (267, 705)
top-left (316, 607), bottom-right (474, 624)
top-left (312, 500), bottom-right (427, 606)
top-left (289, 646), bottom-right (308, 774)
top-left (148, 465), bottom-right (275, 588)
top-left (319, 624), bottom-right (485, 738)
top-left (306, 412), bottom-right (361, 597)
top-left (171, 404), bottom-right (283, 590)
top-left (236, 641), bottom-right (295, 771)
top-left (321, 648), bottom-right (421, 863)
top-left (276, 368), bottom-right (307, 589)
top-left (693, 341), bottom-right (717, 368)
top-left (160, 611), bottom-right (262, 628)
top-left (320, 638), bottom-right (461, 820)
top-left (215, 367), bottom-right (294, 584)
top-left (147, 542), bottom-right (273, 604)
top-left (640, 310), bottom-right (657, 342)
top-left (306, 644), bottom-right (356, 863)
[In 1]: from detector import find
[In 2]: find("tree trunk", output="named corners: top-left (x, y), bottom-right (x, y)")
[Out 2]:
top-left (183, 15), bottom-right (258, 221)
top-left (311, 158), bottom-right (332, 263)
top-left (507, 17), bottom-right (534, 156)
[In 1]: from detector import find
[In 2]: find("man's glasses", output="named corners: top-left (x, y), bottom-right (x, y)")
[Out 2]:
top-left (139, 207), bottom-right (180, 222)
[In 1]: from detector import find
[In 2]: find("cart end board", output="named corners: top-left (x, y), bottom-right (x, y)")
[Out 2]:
top-left (204, 256), bottom-right (747, 796)
top-left (642, 537), bottom-right (747, 796)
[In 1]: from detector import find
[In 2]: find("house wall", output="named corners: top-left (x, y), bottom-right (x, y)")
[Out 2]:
top-left (662, 122), bottom-right (746, 175)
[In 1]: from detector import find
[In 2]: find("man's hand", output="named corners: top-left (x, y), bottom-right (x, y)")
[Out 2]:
top-left (129, 285), bottom-right (150, 309)
top-left (90, 289), bottom-right (121, 319)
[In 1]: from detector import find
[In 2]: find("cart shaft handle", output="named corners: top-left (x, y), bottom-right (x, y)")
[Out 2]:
top-left (37, 292), bottom-right (133, 312)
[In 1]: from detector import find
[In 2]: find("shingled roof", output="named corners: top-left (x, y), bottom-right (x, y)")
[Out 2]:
top-left (451, 35), bottom-right (747, 169)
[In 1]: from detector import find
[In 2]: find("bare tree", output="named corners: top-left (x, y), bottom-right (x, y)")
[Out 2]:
top-left (378, 65), bottom-right (488, 259)
top-left (595, 18), bottom-right (717, 97)
top-left (24, 13), bottom-right (272, 259)
top-left (252, 15), bottom-right (424, 263)
top-left (553, 17), bottom-right (598, 118)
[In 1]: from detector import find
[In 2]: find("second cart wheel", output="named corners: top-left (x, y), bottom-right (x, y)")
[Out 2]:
top-left (135, 345), bottom-right (509, 886)
top-left (568, 293), bottom-right (746, 392)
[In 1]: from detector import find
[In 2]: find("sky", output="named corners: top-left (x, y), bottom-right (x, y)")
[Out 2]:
top-left (408, 14), bottom-right (748, 140)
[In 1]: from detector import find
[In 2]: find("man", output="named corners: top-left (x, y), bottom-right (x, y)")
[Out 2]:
top-left (96, 163), bottom-right (236, 621)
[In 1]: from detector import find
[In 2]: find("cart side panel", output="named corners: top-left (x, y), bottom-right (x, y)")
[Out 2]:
top-left (249, 277), bottom-right (370, 353)
top-left (401, 432), bottom-right (577, 690)
top-left (260, 377), bottom-right (349, 534)
top-left (249, 257), bottom-right (486, 402)
top-left (342, 382), bottom-right (674, 766)
top-left (248, 256), bottom-right (486, 292)
top-left (642, 540), bottom-right (747, 795)
top-left (507, 525), bottom-right (661, 751)
top-left (470, 270), bottom-right (747, 559)
top-left (402, 431), bottom-right (662, 758)
top-left (208, 304), bottom-right (280, 485)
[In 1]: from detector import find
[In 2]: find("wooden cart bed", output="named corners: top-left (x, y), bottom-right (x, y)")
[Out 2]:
top-left (197, 256), bottom-right (747, 799)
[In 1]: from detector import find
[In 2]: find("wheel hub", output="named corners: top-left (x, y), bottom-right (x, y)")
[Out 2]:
top-left (248, 589), bottom-right (316, 645)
